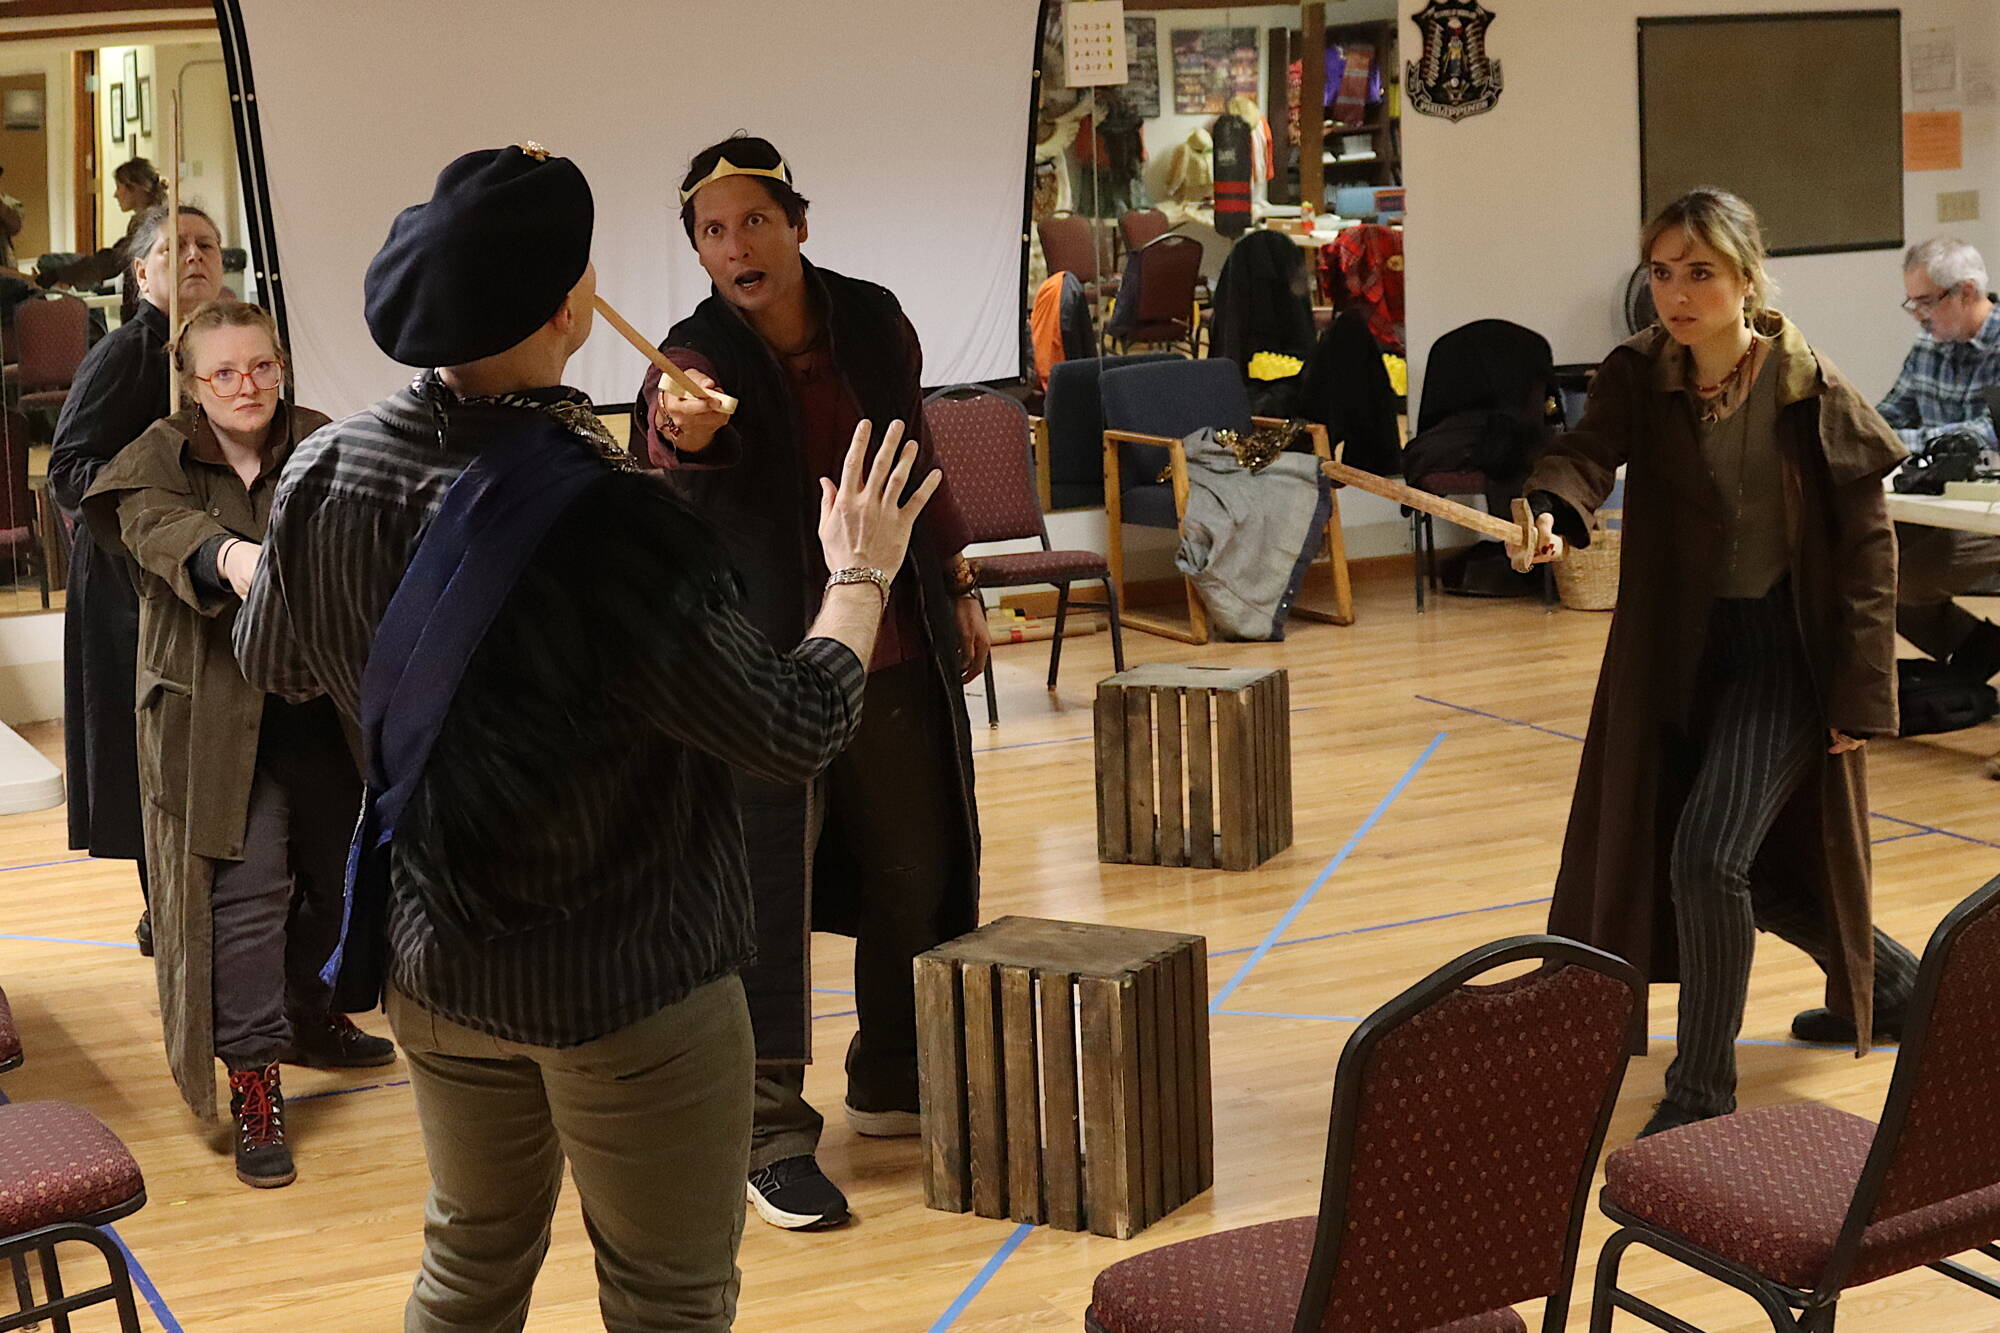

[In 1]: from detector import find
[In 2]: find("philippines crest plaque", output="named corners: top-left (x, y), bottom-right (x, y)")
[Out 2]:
top-left (1407, 0), bottom-right (1503, 121)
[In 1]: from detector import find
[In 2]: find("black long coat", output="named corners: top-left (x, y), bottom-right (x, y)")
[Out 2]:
top-left (49, 299), bottom-right (170, 861)
top-left (639, 262), bottom-right (981, 1064)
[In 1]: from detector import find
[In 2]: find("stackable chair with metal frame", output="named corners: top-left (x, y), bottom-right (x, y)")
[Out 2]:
top-left (0, 1099), bottom-right (148, 1332)
top-left (1084, 934), bottom-right (1644, 1333)
top-left (1591, 873), bottom-right (2000, 1333)
top-left (1100, 357), bottom-right (1353, 644)
top-left (1105, 233), bottom-right (1205, 358)
top-left (9, 294), bottom-right (89, 424)
top-left (924, 386), bottom-right (1126, 727)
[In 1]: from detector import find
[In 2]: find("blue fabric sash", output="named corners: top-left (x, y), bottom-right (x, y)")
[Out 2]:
top-left (323, 418), bottom-right (608, 997)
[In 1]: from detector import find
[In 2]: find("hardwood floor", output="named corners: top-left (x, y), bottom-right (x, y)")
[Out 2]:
top-left (2, 566), bottom-right (1996, 1331)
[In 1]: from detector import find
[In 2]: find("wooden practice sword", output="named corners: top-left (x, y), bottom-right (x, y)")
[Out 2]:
top-left (1320, 459), bottom-right (1564, 572)
top-left (592, 294), bottom-right (740, 415)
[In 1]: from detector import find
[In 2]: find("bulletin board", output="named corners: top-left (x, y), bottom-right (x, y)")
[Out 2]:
top-left (1638, 11), bottom-right (1903, 257)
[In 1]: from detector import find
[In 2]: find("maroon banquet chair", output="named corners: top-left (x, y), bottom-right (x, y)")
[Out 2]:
top-left (10, 294), bottom-right (90, 421)
top-left (0, 986), bottom-right (18, 1075)
top-left (0, 1100), bottom-right (148, 1332)
top-left (923, 386), bottom-right (1125, 728)
top-left (1085, 935), bottom-right (1643, 1333)
top-left (1106, 234), bottom-right (1204, 357)
top-left (1591, 872), bottom-right (2000, 1333)
top-left (1119, 207), bottom-right (1170, 253)
top-left (1, 410), bottom-right (47, 607)
top-left (1040, 213), bottom-right (1116, 301)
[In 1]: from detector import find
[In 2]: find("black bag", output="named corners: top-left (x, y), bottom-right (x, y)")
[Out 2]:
top-left (1896, 658), bottom-right (2000, 736)
top-left (1891, 429), bottom-right (1987, 495)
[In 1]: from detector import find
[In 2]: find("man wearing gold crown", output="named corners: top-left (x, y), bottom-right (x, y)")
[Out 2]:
top-left (633, 134), bottom-right (985, 1232)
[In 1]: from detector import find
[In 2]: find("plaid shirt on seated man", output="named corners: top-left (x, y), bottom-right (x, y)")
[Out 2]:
top-left (1878, 300), bottom-right (2000, 452)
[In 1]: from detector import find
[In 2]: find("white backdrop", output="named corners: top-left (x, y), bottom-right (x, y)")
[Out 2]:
top-left (231, 0), bottom-right (1041, 417)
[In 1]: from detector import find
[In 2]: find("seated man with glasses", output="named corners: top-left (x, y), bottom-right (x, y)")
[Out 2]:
top-left (1881, 237), bottom-right (2000, 683)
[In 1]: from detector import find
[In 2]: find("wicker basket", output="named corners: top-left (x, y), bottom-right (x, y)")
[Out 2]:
top-left (1555, 510), bottom-right (1621, 612)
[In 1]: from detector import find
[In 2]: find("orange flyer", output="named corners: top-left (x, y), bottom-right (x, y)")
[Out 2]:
top-left (1904, 111), bottom-right (1964, 171)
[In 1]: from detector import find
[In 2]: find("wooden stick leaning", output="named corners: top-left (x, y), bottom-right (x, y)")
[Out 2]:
top-left (166, 90), bottom-right (183, 412)
top-left (591, 294), bottom-right (738, 415)
top-left (1320, 458), bottom-right (1564, 572)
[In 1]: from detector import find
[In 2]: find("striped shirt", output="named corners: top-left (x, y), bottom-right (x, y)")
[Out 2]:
top-left (1877, 301), bottom-right (2000, 452)
top-left (234, 381), bottom-right (866, 1047)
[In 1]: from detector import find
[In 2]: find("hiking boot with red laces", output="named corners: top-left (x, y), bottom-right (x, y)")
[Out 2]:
top-left (286, 1012), bottom-right (397, 1069)
top-left (227, 1063), bottom-right (296, 1188)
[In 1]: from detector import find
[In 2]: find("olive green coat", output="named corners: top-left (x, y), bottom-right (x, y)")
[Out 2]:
top-left (82, 404), bottom-right (331, 1118)
top-left (1525, 315), bottom-right (1905, 1049)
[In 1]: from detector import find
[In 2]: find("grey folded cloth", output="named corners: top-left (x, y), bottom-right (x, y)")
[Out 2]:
top-left (1173, 427), bottom-right (1331, 640)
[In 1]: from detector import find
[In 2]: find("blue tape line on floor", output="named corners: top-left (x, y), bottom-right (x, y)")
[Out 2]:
top-left (812, 1009), bottom-right (857, 1022)
top-left (0, 1090), bottom-right (180, 1331)
top-left (0, 856), bottom-right (95, 875)
top-left (1416, 695), bottom-right (2000, 851)
top-left (289, 1078), bottom-right (411, 1103)
top-left (927, 1222), bottom-right (1032, 1333)
top-left (0, 931), bottom-right (139, 949)
top-left (927, 731), bottom-right (1446, 1329)
top-left (1211, 733), bottom-right (1448, 1012)
top-left (1209, 895), bottom-right (1555, 959)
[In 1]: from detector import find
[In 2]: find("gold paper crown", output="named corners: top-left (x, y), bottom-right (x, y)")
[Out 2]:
top-left (678, 154), bottom-right (794, 204)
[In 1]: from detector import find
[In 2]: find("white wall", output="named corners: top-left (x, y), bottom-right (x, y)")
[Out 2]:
top-left (1401, 0), bottom-right (2000, 407)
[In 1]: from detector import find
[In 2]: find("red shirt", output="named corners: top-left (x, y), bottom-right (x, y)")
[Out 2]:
top-left (641, 344), bottom-right (946, 672)
top-left (783, 340), bottom-right (922, 670)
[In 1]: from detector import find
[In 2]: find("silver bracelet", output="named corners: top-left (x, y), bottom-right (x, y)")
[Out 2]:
top-left (825, 566), bottom-right (891, 604)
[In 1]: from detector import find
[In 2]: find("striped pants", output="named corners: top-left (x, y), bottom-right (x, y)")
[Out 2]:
top-left (1664, 584), bottom-right (1920, 1117)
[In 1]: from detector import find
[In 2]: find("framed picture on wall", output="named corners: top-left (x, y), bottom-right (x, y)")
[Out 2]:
top-left (123, 50), bottom-right (138, 95)
top-left (137, 77), bottom-right (152, 135)
top-left (2, 89), bottom-right (43, 131)
top-left (110, 83), bottom-right (126, 145)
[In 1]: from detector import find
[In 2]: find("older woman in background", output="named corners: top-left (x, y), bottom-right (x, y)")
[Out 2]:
top-left (50, 202), bottom-right (221, 957)
top-left (84, 298), bottom-right (391, 1190)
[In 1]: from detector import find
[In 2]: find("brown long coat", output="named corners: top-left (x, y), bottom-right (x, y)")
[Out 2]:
top-left (1526, 315), bottom-right (1905, 1049)
top-left (82, 404), bottom-right (334, 1118)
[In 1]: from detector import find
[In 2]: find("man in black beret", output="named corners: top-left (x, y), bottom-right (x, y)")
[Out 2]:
top-left (634, 132), bottom-right (987, 1234)
top-left (235, 143), bottom-right (941, 1330)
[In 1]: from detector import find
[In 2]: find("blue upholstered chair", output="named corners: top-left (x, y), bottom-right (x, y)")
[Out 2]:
top-left (1099, 358), bottom-right (1354, 644)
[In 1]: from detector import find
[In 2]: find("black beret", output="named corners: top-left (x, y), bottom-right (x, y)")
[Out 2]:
top-left (364, 145), bottom-right (593, 367)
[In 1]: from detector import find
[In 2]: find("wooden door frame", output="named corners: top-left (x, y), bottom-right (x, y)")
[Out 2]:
top-left (71, 48), bottom-right (96, 256)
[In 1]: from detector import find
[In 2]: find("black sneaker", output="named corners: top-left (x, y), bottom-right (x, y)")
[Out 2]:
top-left (746, 1155), bottom-right (850, 1231)
top-left (1790, 1005), bottom-right (1905, 1046)
top-left (228, 1063), bottom-right (296, 1188)
top-left (135, 911), bottom-right (153, 957)
top-left (1637, 1099), bottom-right (1717, 1140)
top-left (286, 1012), bottom-right (397, 1068)
top-left (844, 1099), bottom-right (921, 1138)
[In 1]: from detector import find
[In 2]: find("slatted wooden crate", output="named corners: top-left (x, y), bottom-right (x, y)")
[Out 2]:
top-left (915, 916), bottom-right (1212, 1239)
top-left (1094, 665), bottom-right (1292, 870)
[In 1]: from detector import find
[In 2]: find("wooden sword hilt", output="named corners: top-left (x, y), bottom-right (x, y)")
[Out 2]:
top-left (592, 294), bottom-right (739, 415)
top-left (1508, 497), bottom-right (1564, 573)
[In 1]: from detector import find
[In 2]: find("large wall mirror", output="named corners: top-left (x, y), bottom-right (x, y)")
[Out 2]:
top-left (1029, 0), bottom-right (1402, 512)
top-left (0, 2), bottom-right (258, 618)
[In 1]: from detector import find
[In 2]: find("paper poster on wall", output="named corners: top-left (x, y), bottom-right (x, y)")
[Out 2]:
top-left (1905, 111), bottom-right (1964, 171)
top-left (1064, 1), bottom-right (1127, 88)
top-left (1965, 54), bottom-right (1999, 108)
top-left (1124, 16), bottom-right (1160, 117)
top-left (1171, 27), bottom-right (1258, 115)
top-left (1908, 28), bottom-right (1957, 99)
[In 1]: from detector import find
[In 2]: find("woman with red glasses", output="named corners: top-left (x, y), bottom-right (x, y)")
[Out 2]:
top-left (83, 298), bottom-right (393, 1190)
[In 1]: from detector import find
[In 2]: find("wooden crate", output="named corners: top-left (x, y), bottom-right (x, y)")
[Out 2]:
top-left (1094, 665), bottom-right (1292, 870)
top-left (916, 916), bottom-right (1212, 1240)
